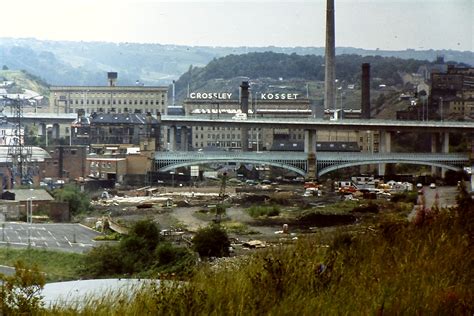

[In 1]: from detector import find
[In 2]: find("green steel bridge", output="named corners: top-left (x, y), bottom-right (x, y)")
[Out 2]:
top-left (154, 151), bottom-right (469, 177)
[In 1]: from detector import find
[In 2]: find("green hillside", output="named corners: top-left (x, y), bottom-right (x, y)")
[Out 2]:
top-left (0, 69), bottom-right (50, 96)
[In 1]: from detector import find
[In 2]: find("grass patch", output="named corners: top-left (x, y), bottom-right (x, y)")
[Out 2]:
top-left (0, 247), bottom-right (84, 282)
top-left (221, 221), bottom-right (260, 235)
top-left (246, 205), bottom-right (281, 218)
top-left (308, 200), bottom-right (360, 214)
top-left (54, 208), bottom-right (474, 315)
top-left (93, 232), bottom-right (122, 241)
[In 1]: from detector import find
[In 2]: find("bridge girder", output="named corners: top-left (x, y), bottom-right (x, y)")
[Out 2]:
top-left (318, 160), bottom-right (463, 177)
top-left (154, 152), bottom-right (469, 179)
top-left (156, 159), bottom-right (307, 176)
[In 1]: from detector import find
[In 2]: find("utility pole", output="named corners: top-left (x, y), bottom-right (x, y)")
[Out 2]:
top-left (2, 95), bottom-right (33, 186)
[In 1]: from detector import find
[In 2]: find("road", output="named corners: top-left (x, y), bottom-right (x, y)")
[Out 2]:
top-left (0, 223), bottom-right (100, 253)
top-left (421, 185), bottom-right (458, 209)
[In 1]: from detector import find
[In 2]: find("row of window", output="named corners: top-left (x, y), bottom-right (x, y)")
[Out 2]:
top-left (90, 161), bottom-right (115, 169)
top-left (64, 99), bottom-right (165, 106)
top-left (73, 108), bottom-right (162, 114)
top-left (62, 92), bottom-right (166, 98)
top-left (194, 142), bottom-right (242, 148)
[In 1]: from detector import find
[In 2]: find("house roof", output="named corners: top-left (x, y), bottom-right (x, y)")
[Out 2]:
top-left (7, 189), bottom-right (54, 202)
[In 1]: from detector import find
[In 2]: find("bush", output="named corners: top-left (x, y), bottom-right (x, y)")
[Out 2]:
top-left (390, 191), bottom-right (418, 203)
top-left (0, 261), bottom-right (46, 315)
top-left (154, 243), bottom-right (195, 274)
top-left (52, 185), bottom-right (91, 215)
top-left (351, 203), bottom-right (379, 213)
top-left (246, 205), bottom-right (281, 218)
top-left (192, 224), bottom-right (230, 258)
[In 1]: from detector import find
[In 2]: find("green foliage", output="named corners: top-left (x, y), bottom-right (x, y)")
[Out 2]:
top-left (0, 261), bottom-right (45, 315)
top-left (83, 220), bottom-right (194, 278)
top-left (192, 224), bottom-right (230, 258)
top-left (52, 184), bottom-right (91, 216)
top-left (93, 232), bottom-right (122, 241)
top-left (0, 248), bottom-right (84, 282)
top-left (455, 181), bottom-right (474, 235)
top-left (390, 191), bottom-right (418, 203)
top-left (246, 205), bottom-right (281, 218)
top-left (154, 243), bottom-right (195, 275)
top-left (351, 203), bottom-right (379, 213)
top-left (58, 210), bottom-right (474, 315)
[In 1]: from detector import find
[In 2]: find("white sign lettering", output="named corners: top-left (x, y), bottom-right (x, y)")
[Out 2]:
top-left (189, 92), bottom-right (233, 100)
top-left (260, 93), bottom-right (299, 100)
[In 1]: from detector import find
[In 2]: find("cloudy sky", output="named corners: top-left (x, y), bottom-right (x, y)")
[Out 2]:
top-left (2, 0), bottom-right (472, 51)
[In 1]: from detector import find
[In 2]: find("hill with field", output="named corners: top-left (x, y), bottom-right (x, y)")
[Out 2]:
top-left (0, 38), bottom-right (472, 86)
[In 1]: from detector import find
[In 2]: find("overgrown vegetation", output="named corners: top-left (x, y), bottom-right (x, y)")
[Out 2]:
top-left (83, 220), bottom-right (195, 278)
top-left (52, 185), bottom-right (91, 216)
top-left (246, 205), bottom-right (281, 218)
top-left (192, 224), bottom-right (230, 258)
top-left (45, 184), bottom-right (473, 314)
top-left (0, 261), bottom-right (46, 315)
top-left (0, 248), bottom-right (83, 282)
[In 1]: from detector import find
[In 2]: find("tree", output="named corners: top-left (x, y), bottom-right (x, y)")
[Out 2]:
top-left (2, 65), bottom-right (8, 70)
top-left (0, 261), bottom-right (45, 314)
top-left (53, 185), bottom-right (91, 216)
top-left (192, 224), bottom-right (230, 258)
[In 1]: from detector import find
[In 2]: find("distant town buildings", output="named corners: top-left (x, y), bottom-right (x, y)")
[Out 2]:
top-left (49, 73), bottom-right (168, 116)
top-left (184, 91), bottom-right (312, 150)
top-left (430, 65), bottom-right (474, 120)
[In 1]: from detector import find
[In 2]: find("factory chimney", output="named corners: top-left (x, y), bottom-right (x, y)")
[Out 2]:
top-left (240, 81), bottom-right (250, 152)
top-left (240, 81), bottom-right (249, 113)
top-left (361, 63), bottom-right (371, 119)
top-left (324, 0), bottom-right (336, 114)
top-left (107, 72), bottom-right (118, 87)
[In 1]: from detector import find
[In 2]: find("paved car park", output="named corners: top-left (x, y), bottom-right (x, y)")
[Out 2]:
top-left (0, 223), bottom-right (101, 253)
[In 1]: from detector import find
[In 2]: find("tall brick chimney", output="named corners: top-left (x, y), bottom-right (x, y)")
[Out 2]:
top-left (361, 63), bottom-right (371, 119)
top-left (324, 0), bottom-right (336, 113)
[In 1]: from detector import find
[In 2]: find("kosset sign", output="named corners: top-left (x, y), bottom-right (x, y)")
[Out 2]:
top-left (260, 93), bottom-right (299, 100)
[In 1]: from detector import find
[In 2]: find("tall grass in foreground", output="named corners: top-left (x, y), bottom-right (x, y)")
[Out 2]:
top-left (46, 210), bottom-right (473, 315)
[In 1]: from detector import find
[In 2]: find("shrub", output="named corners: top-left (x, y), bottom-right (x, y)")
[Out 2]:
top-left (351, 203), bottom-right (379, 213)
top-left (390, 191), bottom-right (418, 203)
top-left (246, 205), bottom-right (281, 218)
top-left (0, 261), bottom-right (46, 315)
top-left (154, 243), bottom-right (195, 275)
top-left (52, 185), bottom-right (91, 215)
top-left (192, 224), bottom-right (230, 258)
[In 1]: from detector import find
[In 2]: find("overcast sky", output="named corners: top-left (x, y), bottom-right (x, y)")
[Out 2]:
top-left (1, 0), bottom-right (472, 51)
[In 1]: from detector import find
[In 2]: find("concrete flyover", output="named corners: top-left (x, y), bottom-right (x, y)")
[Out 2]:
top-left (160, 116), bottom-right (474, 133)
top-left (154, 151), bottom-right (469, 178)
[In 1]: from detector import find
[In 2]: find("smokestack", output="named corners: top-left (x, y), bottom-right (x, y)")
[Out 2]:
top-left (324, 0), bottom-right (336, 113)
top-left (361, 63), bottom-right (371, 119)
top-left (107, 72), bottom-right (118, 87)
top-left (240, 81), bottom-right (249, 113)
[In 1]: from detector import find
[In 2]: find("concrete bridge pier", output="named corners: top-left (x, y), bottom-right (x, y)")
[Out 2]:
top-left (241, 127), bottom-right (249, 152)
top-left (441, 132), bottom-right (450, 178)
top-left (304, 129), bottom-right (317, 179)
top-left (378, 131), bottom-right (392, 177)
top-left (180, 126), bottom-right (188, 151)
top-left (431, 133), bottom-right (440, 177)
top-left (431, 132), bottom-right (450, 178)
top-left (169, 125), bottom-right (177, 151)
